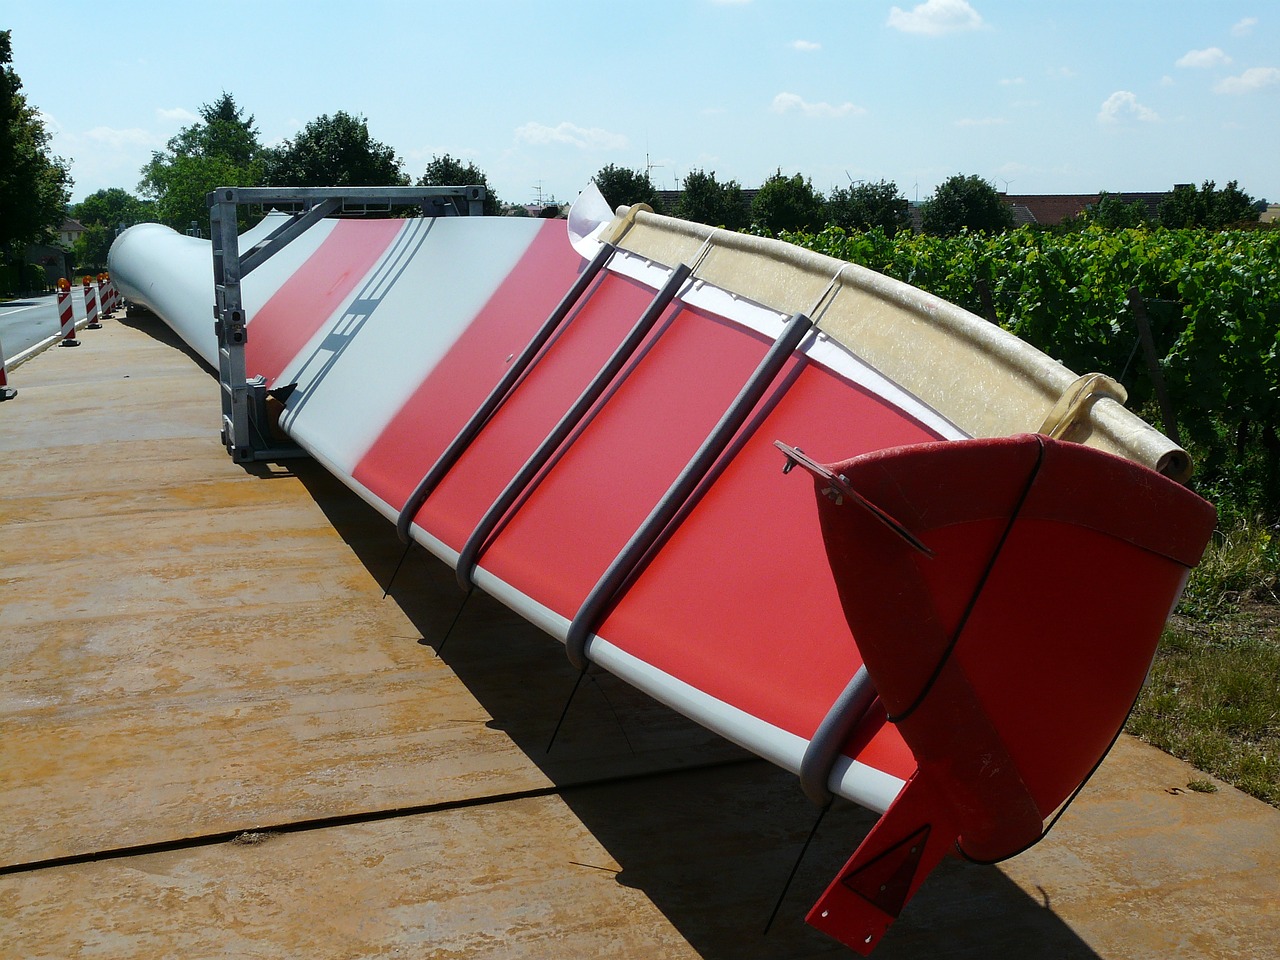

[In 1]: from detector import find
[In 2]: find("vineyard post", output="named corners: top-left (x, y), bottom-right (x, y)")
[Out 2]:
top-left (1126, 286), bottom-right (1181, 446)
top-left (975, 277), bottom-right (999, 324)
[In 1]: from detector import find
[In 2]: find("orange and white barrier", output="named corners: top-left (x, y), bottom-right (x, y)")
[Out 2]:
top-left (0, 330), bottom-right (16, 401)
top-left (84, 276), bottom-right (102, 330)
top-left (57, 278), bottom-right (80, 347)
top-left (97, 272), bottom-right (115, 316)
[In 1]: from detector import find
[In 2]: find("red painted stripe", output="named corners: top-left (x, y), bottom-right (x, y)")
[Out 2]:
top-left (245, 218), bottom-right (404, 386)
top-left (412, 272), bottom-right (659, 553)
top-left (479, 306), bottom-right (773, 621)
top-left (595, 362), bottom-right (943, 780)
top-left (352, 220), bottom-right (584, 512)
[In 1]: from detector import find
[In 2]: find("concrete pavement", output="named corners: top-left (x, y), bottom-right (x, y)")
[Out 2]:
top-left (2, 309), bottom-right (1277, 959)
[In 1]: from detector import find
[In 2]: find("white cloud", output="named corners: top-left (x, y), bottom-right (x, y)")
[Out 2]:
top-left (791, 39), bottom-right (821, 51)
top-left (771, 92), bottom-right (866, 118)
top-left (1232, 17), bottom-right (1258, 37)
top-left (887, 0), bottom-right (983, 36)
top-left (1097, 91), bottom-right (1159, 123)
top-left (1176, 47), bottom-right (1231, 69)
top-left (1214, 66), bottom-right (1280, 94)
top-left (514, 121), bottom-right (629, 151)
top-left (999, 77), bottom-right (1024, 86)
top-left (954, 117), bottom-right (1009, 127)
top-left (156, 107), bottom-right (198, 125)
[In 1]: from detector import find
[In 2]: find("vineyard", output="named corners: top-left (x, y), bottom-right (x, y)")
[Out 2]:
top-left (777, 224), bottom-right (1280, 523)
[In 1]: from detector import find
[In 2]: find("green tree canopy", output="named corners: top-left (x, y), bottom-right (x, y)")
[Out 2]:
top-left (417, 153), bottom-right (501, 216)
top-left (72, 223), bottom-right (110, 270)
top-left (263, 111), bottom-right (406, 188)
top-left (674, 169), bottom-right (746, 230)
top-left (71, 187), bottom-right (153, 266)
top-left (74, 187), bottom-right (153, 231)
top-left (1081, 191), bottom-right (1150, 229)
top-left (826, 179), bottom-right (910, 235)
top-left (593, 164), bottom-right (663, 213)
top-left (139, 92), bottom-right (263, 232)
top-left (750, 170), bottom-right (826, 234)
top-left (921, 174), bottom-right (1012, 236)
top-left (1159, 180), bottom-right (1259, 228)
top-left (0, 30), bottom-right (73, 257)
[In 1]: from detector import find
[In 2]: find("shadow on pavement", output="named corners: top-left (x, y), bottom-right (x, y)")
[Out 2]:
top-left (289, 458), bottom-right (1103, 960)
top-left (117, 312), bottom-right (216, 375)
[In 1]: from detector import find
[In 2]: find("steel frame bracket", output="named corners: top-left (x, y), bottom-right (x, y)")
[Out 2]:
top-left (208, 184), bottom-right (487, 462)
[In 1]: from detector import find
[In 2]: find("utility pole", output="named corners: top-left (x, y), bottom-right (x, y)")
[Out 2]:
top-left (531, 181), bottom-right (557, 206)
top-left (646, 152), bottom-right (663, 184)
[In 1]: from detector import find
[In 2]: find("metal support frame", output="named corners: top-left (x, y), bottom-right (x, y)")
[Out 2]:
top-left (395, 240), bottom-right (616, 543)
top-left (562, 311), bottom-right (817, 672)
top-left (799, 665), bottom-right (879, 805)
top-left (209, 184), bottom-right (486, 462)
top-left (454, 262), bottom-right (693, 592)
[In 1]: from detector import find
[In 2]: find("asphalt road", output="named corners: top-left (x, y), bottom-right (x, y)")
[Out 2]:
top-left (0, 289), bottom-right (88, 362)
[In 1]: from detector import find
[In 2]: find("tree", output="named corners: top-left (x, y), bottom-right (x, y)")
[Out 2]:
top-left (1159, 180), bottom-right (1259, 228)
top-left (593, 164), bottom-right (663, 213)
top-left (139, 92), bottom-right (263, 231)
top-left (1083, 191), bottom-right (1150, 229)
top-left (71, 188), bottom-right (153, 266)
top-left (921, 174), bottom-right (1012, 236)
top-left (72, 223), bottom-right (111, 269)
top-left (74, 187), bottom-right (152, 231)
top-left (263, 111), bottom-right (407, 188)
top-left (826, 179), bottom-right (910, 235)
top-left (0, 30), bottom-right (73, 257)
top-left (418, 153), bottom-right (501, 216)
top-left (674, 169), bottom-right (746, 230)
top-left (750, 169), bottom-right (826, 234)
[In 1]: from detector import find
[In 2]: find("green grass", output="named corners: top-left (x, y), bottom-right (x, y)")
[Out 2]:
top-left (1177, 518), bottom-right (1279, 618)
top-left (1127, 519), bottom-right (1280, 808)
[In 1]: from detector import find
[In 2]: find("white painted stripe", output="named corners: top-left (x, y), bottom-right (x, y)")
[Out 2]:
top-left (279, 217), bottom-right (546, 476)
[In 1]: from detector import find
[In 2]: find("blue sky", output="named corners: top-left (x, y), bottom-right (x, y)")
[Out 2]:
top-left (8, 1), bottom-right (1278, 207)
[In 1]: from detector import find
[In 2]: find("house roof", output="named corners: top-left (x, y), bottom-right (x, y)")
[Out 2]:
top-left (60, 217), bottom-right (86, 234)
top-left (1001, 193), bottom-right (1167, 225)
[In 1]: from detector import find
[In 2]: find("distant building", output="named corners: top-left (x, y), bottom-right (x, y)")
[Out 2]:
top-left (57, 217), bottom-right (86, 248)
top-left (999, 193), bottom-right (1168, 226)
top-left (17, 218), bottom-right (85, 288)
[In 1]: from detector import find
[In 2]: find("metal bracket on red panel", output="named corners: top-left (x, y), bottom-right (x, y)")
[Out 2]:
top-left (454, 260), bottom-right (694, 593)
top-left (561, 311), bottom-right (816, 672)
top-left (394, 241), bottom-right (617, 544)
top-left (774, 442), bottom-right (934, 557)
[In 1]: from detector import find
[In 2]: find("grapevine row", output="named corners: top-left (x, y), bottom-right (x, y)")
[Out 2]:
top-left (778, 225), bottom-right (1280, 518)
